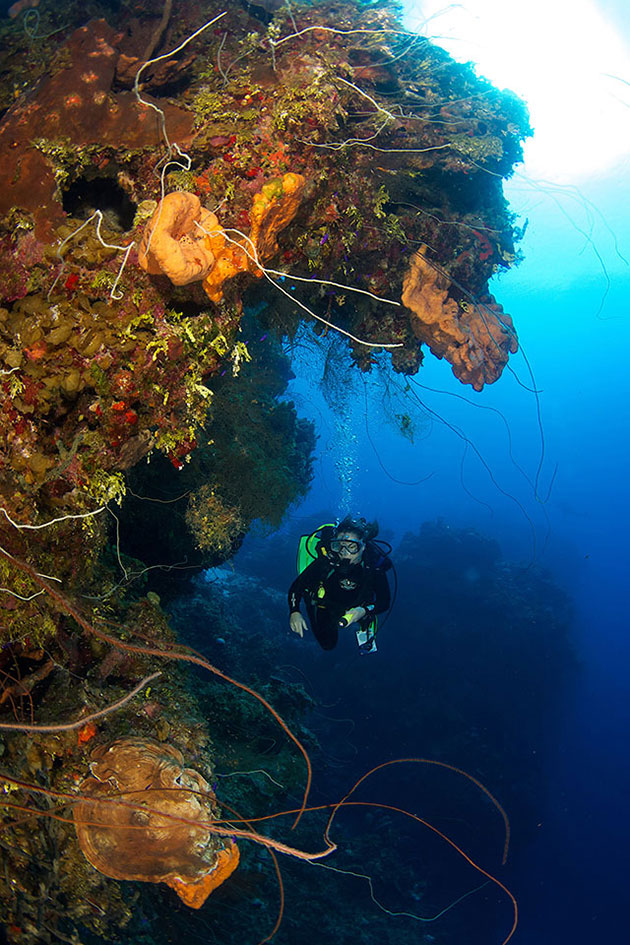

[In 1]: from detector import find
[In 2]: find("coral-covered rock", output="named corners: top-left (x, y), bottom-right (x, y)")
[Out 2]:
top-left (0, 0), bottom-right (532, 936)
top-left (0, 19), bottom-right (194, 238)
top-left (401, 248), bottom-right (518, 390)
top-left (73, 737), bottom-right (239, 908)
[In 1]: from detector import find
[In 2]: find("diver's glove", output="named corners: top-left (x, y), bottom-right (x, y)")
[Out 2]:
top-left (338, 606), bottom-right (366, 629)
top-left (289, 611), bottom-right (307, 638)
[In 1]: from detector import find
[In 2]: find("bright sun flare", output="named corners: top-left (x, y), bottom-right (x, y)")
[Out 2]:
top-left (403, 0), bottom-right (630, 181)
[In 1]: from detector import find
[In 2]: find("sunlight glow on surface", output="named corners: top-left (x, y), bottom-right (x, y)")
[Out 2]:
top-left (403, 0), bottom-right (630, 181)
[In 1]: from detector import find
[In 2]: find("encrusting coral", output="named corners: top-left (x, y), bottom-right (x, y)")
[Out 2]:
top-left (8, 0), bottom-right (40, 18)
top-left (73, 737), bottom-right (239, 909)
top-left (401, 248), bottom-right (518, 391)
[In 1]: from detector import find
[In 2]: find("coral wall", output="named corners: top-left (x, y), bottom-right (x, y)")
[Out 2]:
top-left (0, 1), bottom-right (530, 941)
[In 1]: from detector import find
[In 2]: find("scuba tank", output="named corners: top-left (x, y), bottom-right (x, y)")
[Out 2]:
top-left (295, 523), bottom-right (335, 575)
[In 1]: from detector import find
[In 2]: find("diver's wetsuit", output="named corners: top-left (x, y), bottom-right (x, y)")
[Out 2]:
top-left (288, 545), bottom-right (391, 650)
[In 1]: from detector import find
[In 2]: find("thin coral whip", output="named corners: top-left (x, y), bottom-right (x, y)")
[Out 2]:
top-left (0, 773), bottom-right (516, 943)
top-left (323, 757), bottom-right (510, 865)
top-left (0, 672), bottom-right (161, 732)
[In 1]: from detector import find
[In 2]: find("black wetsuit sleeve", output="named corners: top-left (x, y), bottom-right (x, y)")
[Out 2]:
top-left (372, 567), bottom-right (391, 615)
top-left (288, 559), bottom-right (325, 613)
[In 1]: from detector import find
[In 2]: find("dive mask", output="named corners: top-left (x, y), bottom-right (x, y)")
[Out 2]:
top-left (330, 538), bottom-right (364, 555)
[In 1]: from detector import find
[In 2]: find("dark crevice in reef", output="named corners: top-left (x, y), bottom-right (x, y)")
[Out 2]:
top-left (62, 175), bottom-right (137, 231)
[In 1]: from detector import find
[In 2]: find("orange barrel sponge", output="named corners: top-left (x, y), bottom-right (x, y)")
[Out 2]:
top-left (73, 737), bottom-right (239, 908)
top-left (248, 172), bottom-right (306, 261)
top-left (138, 193), bottom-right (219, 286)
top-left (401, 247), bottom-right (518, 391)
top-left (202, 172), bottom-right (306, 303)
top-left (201, 242), bottom-right (251, 304)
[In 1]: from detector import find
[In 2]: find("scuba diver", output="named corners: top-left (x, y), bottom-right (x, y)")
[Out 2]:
top-left (288, 515), bottom-right (393, 654)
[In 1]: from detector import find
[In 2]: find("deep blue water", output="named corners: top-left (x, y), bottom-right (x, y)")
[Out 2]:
top-left (233, 130), bottom-right (630, 945)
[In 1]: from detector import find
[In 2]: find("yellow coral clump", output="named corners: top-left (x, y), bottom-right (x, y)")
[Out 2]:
top-left (185, 485), bottom-right (244, 555)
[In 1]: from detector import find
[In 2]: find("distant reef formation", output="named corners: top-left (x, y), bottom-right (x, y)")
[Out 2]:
top-left (0, 2), bottom-right (531, 942)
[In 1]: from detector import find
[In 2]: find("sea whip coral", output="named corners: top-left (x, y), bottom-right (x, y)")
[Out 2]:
top-left (401, 248), bottom-right (518, 390)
